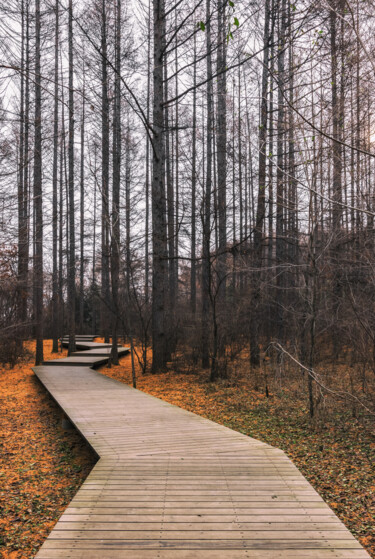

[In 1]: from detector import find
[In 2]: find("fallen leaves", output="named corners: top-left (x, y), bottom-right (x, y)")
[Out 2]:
top-left (0, 340), bottom-right (97, 558)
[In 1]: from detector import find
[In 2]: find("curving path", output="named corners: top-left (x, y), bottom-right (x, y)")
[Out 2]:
top-left (33, 336), bottom-right (370, 558)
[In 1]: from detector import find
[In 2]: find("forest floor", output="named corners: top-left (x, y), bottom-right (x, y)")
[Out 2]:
top-left (0, 341), bottom-right (97, 559)
top-left (1, 340), bottom-right (374, 558)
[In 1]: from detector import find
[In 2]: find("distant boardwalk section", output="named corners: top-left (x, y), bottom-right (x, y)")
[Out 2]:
top-left (33, 337), bottom-right (370, 558)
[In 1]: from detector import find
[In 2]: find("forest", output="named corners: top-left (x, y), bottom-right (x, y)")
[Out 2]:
top-left (1, 0), bottom-right (375, 556)
top-left (2, 0), bottom-right (375, 411)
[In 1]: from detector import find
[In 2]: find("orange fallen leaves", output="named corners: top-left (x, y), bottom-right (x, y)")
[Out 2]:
top-left (0, 340), bottom-right (96, 558)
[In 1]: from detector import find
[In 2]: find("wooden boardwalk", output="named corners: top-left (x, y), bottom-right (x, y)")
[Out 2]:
top-left (33, 337), bottom-right (371, 559)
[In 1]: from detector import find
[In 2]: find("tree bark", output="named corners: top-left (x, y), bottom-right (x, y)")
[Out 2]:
top-left (17, 0), bottom-right (28, 347)
top-left (67, 0), bottom-right (76, 355)
top-left (151, 0), bottom-right (168, 373)
top-left (101, 0), bottom-right (110, 343)
top-left (202, 0), bottom-right (213, 372)
top-left (52, 0), bottom-right (59, 352)
top-left (275, 0), bottom-right (287, 341)
top-left (250, 0), bottom-right (271, 367)
top-left (190, 29), bottom-right (197, 316)
top-left (111, 0), bottom-right (121, 366)
top-left (79, 71), bottom-right (85, 334)
top-left (216, 0), bottom-right (227, 298)
top-left (33, 0), bottom-right (43, 365)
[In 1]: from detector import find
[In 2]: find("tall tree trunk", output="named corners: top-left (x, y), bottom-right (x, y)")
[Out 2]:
top-left (92, 147), bottom-right (97, 334)
top-left (79, 71), bottom-right (85, 334)
top-left (174, 19), bottom-right (179, 303)
top-left (58, 99), bottom-right (64, 342)
top-left (52, 0), bottom-right (59, 352)
top-left (216, 0), bottom-right (227, 298)
top-left (250, 0), bottom-right (270, 367)
top-left (190, 29), bottom-right (197, 316)
top-left (238, 63), bottom-right (243, 292)
top-left (111, 0), bottom-right (121, 365)
top-left (268, 0), bottom-right (275, 269)
top-left (330, 0), bottom-right (344, 359)
top-left (33, 0), bottom-right (43, 365)
top-left (202, 0), bottom-right (213, 372)
top-left (232, 78), bottom-right (236, 291)
top-left (67, 0), bottom-right (76, 355)
top-left (287, 2), bottom-right (297, 269)
top-left (151, 0), bottom-right (168, 372)
top-left (17, 0), bottom-right (28, 347)
top-left (330, 1), bottom-right (343, 234)
top-left (275, 0), bottom-right (287, 341)
top-left (101, 0), bottom-right (110, 343)
top-left (164, 53), bottom-right (175, 358)
top-left (23, 0), bottom-right (30, 325)
top-left (145, 0), bottom-right (151, 303)
top-left (125, 120), bottom-right (131, 313)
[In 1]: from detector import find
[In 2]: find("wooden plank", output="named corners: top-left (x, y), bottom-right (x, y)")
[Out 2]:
top-left (37, 538), bottom-right (364, 549)
top-left (33, 339), bottom-right (371, 559)
top-left (53, 521), bottom-right (348, 532)
top-left (35, 549), bottom-right (371, 559)
top-left (73, 348), bottom-right (130, 357)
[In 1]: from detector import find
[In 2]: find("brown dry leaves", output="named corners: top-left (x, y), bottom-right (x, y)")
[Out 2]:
top-left (0, 341), bottom-right (96, 558)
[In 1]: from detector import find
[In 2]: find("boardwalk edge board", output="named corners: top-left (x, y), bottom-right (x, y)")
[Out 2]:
top-left (32, 336), bottom-right (371, 558)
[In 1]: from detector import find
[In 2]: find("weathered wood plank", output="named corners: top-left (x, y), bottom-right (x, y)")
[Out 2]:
top-left (35, 549), bottom-right (371, 559)
top-left (38, 538), bottom-right (364, 549)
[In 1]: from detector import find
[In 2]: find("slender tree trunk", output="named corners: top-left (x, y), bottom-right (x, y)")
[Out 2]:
top-left (268, 0), bottom-right (275, 269)
top-left (330, 0), bottom-right (344, 359)
top-left (92, 148), bottom-right (97, 334)
top-left (203, 0), bottom-right (213, 372)
top-left (101, 0), bottom-right (110, 343)
top-left (33, 0), bottom-right (43, 365)
top-left (58, 100), bottom-right (64, 343)
top-left (190, 29), bottom-right (197, 316)
top-left (145, 0), bottom-right (151, 303)
top-left (330, 1), bottom-right (343, 234)
top-left (307, 188), bottom-right (317, 418)
top-left (23, 0), bottom-right (30, 326)
top-left (79, 72), bottom-right (85, 334)
top-left (164, 53), bottom-right (175, 358)
top-left (232, 78), bottom-right (236, 291)
top-left (125, 120), bottom-right (131, 309)
top-left (287, 3), bottom-right (297, 269)
top-left (111, 0), bottom-right (121, 365)
top-left (216, 0), bottom-right (227, 298)
top-left (275, 0), bottom-right (287, 341)
top-left (67, 0), bottom-right (76, 355)
top-left (17, 0), bottom-right (27, 347)
top-left (250, 0), bottom-right (270, 367)
top-left (52, 0), bottom-right (59, 352)
top-left (174, 13), bottom-right (179, 304)
top-left (151, 0), bottom-right (168, 372)
top-left (238, 63), bottom-right (243, 292)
